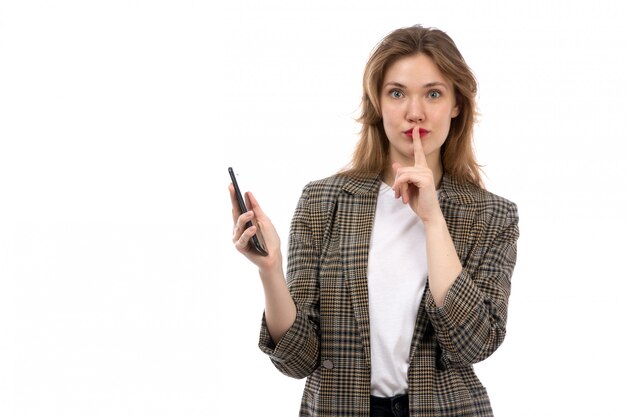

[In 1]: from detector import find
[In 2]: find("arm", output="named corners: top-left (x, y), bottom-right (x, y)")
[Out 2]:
top-left (390, 128), bottom-right (519, 367)
top-left (231, 183), bottom-right (321, 378)
top-left (229, 185), bottom-right (296, 343)
top-left (425, 203), bottom-right (519, 368)
top-left (258, 262), bottom-right (297, 344)
top-left (256, 185), bottom-right (322, 379)
top-left (423, 212), bottom-right (463, 306)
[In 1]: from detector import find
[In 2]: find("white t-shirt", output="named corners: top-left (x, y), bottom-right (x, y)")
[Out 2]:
top-left (368, 182), bottom-right (428, 397)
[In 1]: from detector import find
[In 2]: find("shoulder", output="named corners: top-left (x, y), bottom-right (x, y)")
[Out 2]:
top-left (290, 174), bottom-right (371, 243)
top-left (301, 173), bottom-right (380, 200)
top-left (472, 184), bottom-right (517, 215)
top-left (302, 173), bottom-right (351, 194)
top-left (440, 174), bottom-right (518, 221)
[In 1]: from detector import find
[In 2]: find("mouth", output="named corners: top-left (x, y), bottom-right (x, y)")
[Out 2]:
top-left (404, 128), bottom-right (430, 139)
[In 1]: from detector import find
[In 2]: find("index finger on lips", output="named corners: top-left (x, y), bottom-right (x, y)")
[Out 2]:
top-left (412, 127), bottom-right (428, 168)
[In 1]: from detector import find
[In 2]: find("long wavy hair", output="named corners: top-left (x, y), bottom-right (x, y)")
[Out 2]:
top-left (341, 25), bottom-right (483, 187)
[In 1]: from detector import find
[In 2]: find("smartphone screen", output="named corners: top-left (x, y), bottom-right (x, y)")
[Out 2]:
top-left (228, 167), bottom-right (268, 256)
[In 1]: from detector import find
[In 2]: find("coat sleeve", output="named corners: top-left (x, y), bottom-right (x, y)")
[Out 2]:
top-left (258, 184), bottom-right (321, 379)
top-left (424, 200), bottom-right (519, 368)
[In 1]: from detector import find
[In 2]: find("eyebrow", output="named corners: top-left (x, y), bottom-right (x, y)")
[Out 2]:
top-left (383, 81), bottom-right (449, 89)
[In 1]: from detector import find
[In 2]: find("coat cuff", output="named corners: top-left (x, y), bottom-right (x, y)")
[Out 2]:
top-left (258, 306), bottom-right (319, 368)
top-left (424, 269), bottom-right (483, 331)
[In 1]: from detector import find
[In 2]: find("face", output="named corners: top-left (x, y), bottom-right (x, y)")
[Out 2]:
top-left (380, 53), bottom-right (459, 170)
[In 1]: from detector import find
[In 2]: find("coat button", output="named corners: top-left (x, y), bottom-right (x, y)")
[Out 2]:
top-left (322, 359), bottom-right (334, 369)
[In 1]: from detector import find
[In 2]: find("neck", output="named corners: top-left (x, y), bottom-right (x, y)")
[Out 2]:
top-left (430, 159), bottom-right (444, 189)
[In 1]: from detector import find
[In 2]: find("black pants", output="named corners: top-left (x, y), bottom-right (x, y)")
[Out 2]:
top-left (370, 394), bottom-right (409, 417)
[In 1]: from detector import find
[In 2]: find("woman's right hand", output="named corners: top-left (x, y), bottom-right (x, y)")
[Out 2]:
top-left (229, 184), bottom-right (283, 273)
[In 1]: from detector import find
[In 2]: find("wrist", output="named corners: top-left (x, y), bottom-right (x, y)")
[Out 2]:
top-left (422, 208), bottom-right (446, 228)
top-left (258, 258), bottom-right (284, 281)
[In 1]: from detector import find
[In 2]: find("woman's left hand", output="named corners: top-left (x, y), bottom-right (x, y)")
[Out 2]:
top-left (392, 127), bottom-right (442, 223)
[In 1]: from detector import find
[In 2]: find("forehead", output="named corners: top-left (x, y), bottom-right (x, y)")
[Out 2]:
top-left (383, 54), bottom-right (452, 86)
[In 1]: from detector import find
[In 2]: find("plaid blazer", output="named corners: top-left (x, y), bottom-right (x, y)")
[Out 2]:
top-left (259, 173), bottom-right (519, 417)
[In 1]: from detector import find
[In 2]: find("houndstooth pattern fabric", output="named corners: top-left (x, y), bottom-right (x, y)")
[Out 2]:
top-left (258, 173), bottom-right (519, 417)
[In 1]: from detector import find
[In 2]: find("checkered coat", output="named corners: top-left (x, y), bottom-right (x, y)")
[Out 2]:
top-left (259, 173), bottom-right (519, 417)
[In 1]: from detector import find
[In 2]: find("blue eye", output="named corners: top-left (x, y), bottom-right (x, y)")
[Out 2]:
top-left (428, 90), bottom-right (442, 99)
top-left (390, 89), bottom-right (403, 99)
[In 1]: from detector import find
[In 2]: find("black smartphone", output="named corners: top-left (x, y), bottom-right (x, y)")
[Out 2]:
top-left (228, 167), bottom-right (268, 256)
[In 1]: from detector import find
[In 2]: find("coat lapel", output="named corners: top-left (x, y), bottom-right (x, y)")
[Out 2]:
top-left (437, 174), bottom-right (478, 264)
top-left (337, 175), bottom-right (380, 364)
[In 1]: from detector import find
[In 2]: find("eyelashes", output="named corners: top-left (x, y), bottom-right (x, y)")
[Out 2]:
top-left (390, 89), bottom-right (403, 99)
top-left (387, 89), bottom-right (443, 100)
top-left (428, 90), bottom-right (442, 99)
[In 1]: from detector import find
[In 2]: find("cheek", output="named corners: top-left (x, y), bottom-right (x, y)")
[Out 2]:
top-left (433, 107), bottom-right (455, 126)
top-left (379, 105), bottom-right (390, 122)
top-left (380, 105), bottom-right (400, 127)
top-left (379, 109), bottom-right (391, 130)
top-left (381, 118), bottom-right (393, 138)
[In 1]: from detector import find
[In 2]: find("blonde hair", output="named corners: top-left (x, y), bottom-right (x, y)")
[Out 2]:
top-left (342, 25), bottom-right (483, 187)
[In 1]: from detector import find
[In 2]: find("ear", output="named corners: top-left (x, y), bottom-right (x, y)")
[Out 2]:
top-left (452, 104), bottom-right (460, 118)
top-left (452, 94), bottom-right (461, 118)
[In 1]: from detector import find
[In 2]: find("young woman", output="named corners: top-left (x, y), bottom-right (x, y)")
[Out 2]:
top-left (230, 25), bottom-right (519, 417)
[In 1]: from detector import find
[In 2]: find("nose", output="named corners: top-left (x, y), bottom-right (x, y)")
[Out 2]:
top-left (406, 98), bottom-right (425, 123)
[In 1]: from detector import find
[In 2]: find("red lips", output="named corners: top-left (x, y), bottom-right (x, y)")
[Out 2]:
top-left (404, 128), bottom-right (430, 138)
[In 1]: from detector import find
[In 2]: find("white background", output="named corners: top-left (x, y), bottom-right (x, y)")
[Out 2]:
top-left (1, 0), bottom-right (625, 416)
